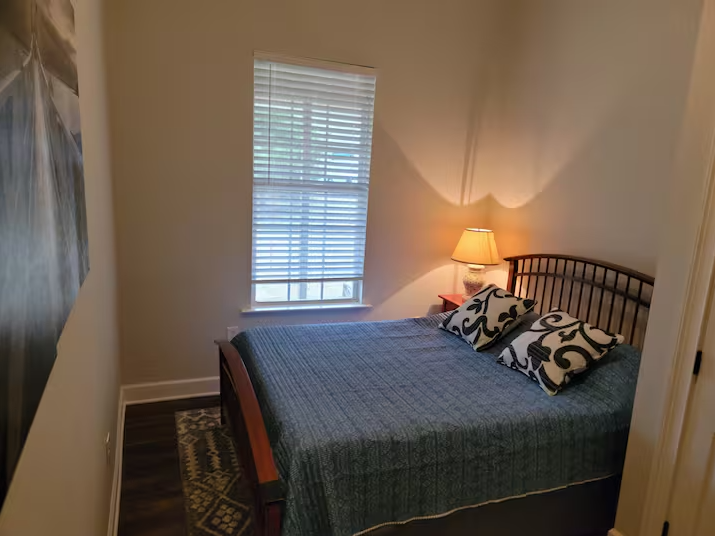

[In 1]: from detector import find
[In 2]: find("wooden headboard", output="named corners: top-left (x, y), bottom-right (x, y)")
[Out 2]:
top-left (505, 254), bottom-right (655, 349)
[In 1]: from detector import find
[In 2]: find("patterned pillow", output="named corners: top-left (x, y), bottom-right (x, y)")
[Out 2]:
top-left (497, 309), bottom-right (624, 395)
top-left (440, 284), bottom-right (537, 351)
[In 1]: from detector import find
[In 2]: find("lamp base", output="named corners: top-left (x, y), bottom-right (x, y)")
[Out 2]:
top-left (462, 264), bottom-right (486, 300)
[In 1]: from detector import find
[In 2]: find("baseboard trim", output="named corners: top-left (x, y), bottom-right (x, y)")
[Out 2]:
top-left (107, 388), bottom-right (126, 536)
top-left (122, 377), bottom-right (220, 406)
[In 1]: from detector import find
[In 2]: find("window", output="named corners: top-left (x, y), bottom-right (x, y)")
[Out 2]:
top-left (251, 54), bottom-right (376, 308)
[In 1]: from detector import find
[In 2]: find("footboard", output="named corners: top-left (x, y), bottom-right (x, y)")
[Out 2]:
top-left (216, 340), bottom-right (284, 536)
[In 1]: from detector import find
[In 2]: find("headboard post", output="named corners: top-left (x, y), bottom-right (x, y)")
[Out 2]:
top-left (503, 254), bottom-right (655, 349)
top-left (507, 259), bottom-right (517, 295)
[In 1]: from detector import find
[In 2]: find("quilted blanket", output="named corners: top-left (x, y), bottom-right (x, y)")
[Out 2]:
top-left (232, 313), bottom-right (640, 536)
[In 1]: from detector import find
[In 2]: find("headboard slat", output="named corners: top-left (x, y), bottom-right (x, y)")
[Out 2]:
top-left (630, 280), bottom-right (645, 344)
top-left (557, 259), bottom-right (567, 310)
top-left (505, 254), bottom-right (655, 349)
top-left (606, 273), bottom-right (618, 332)
top-left (618, 276), bottom-right (631, 334)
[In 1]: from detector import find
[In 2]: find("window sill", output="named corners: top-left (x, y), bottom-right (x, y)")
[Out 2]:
top-left (242, 303), bottom-right (372, 315)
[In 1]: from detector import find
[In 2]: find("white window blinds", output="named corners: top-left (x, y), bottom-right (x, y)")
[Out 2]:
top-left (252, 55), bottom-right (376, 305)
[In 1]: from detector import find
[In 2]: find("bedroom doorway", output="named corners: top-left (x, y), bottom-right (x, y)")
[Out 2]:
top-left (666, 287), bottom-right (715, 535)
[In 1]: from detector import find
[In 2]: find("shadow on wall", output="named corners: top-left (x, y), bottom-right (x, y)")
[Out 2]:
top-left (363, 124), bottom-right (496, 318)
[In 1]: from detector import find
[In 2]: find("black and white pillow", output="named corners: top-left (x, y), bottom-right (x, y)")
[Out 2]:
top-left (440, 284), bottom-right (537, 351)
top-left (497, 309), bottom-right (624, 395)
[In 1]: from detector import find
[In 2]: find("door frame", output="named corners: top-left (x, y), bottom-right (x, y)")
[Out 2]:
top-left (614, 0), bottom-right (715, 534)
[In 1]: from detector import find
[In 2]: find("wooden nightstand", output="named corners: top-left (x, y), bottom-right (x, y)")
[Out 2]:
top-left (438, 294), bottom-right (466, 313)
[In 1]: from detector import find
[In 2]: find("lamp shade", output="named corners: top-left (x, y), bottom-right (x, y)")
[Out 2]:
top-left (451, 228), bottom-right (500, 266)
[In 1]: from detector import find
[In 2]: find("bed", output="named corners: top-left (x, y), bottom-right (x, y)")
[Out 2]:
top-left (217, 254), bottom-right (655, 536)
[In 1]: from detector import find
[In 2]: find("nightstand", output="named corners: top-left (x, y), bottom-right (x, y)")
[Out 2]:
top-left (438, 294), bottom-right (466, 313)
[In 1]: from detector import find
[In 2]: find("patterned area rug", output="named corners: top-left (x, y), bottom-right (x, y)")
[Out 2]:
top-left (175, 407), bottom-right (254, 536)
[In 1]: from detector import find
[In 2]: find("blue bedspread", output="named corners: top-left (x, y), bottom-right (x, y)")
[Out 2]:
top-left (231, 313), bottom-right (640, 536)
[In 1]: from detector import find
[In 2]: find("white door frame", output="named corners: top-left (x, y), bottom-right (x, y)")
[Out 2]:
top-left (615, 0), bottom-right (715, 534)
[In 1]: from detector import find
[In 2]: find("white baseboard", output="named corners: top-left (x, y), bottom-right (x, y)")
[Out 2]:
top-left (122, 376), bottom-right (220, 406)
top-left (107, 388), bottom-right (126, 536)
top-left (608, 529), bottom-right (626, 536)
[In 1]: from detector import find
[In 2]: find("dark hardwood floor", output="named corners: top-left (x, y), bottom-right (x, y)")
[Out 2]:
top-left (118, 396), bottom-right (220, 536)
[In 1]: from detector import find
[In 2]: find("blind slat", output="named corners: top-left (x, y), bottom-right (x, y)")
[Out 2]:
top-left (254, 66), bottom-right (376, 87)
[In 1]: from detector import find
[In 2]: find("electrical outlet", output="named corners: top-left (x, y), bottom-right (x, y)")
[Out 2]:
top-left (105, 432), bottom-right (112, 465)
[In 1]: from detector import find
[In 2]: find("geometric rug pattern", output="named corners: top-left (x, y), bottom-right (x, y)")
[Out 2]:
top-left (175, 407), bottom-right (255, 536)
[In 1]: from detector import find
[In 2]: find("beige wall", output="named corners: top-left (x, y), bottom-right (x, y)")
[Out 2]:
top-left (473, 0), bottom-right (703, 277)
top-left (0, 0), bottom-right (120, 534)
top-left (107, 0), bottom-right (703, 387)
top-left (106, 0), bottom-right (508, 384)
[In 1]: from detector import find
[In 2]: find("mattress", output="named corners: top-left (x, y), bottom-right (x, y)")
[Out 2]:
top-left (231, 313), bottom-right (640, 536)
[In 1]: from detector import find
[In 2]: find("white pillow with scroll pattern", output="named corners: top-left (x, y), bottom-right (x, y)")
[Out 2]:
top-left (440, 284), bottom-right (537, 351)
top-left (497, 309), bottom-right (624, 395)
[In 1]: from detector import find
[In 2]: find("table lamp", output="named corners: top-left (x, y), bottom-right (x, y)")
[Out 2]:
top-left (451, 228), bottom-right (500, 299)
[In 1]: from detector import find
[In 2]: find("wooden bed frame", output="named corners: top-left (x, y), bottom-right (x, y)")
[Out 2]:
top-left (217, 254), bottom-right (655, 536)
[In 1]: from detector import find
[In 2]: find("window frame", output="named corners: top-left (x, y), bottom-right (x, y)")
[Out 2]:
top-left (250, 280), bottom-right (364, 310)
top-left (249, 52), bottom-right (376, 311)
